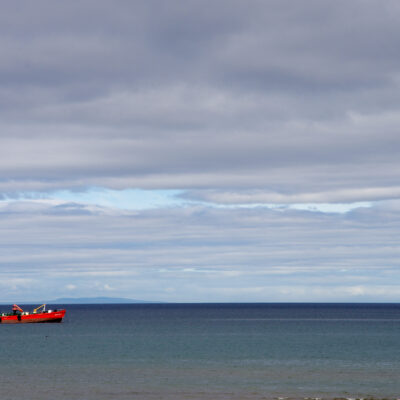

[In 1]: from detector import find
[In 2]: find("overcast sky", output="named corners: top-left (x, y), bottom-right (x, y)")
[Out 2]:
top-left (1, 0), bottom-right (400, 302)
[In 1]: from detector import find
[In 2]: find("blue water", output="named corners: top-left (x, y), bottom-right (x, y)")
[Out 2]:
top-left (0, 303), bottom-right (399, 399)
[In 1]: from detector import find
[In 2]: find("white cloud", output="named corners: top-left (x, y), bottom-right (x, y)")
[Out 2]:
top-left (0, 200), bottom-right (399, 301)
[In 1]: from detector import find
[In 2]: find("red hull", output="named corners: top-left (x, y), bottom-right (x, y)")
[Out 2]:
top-left (0, 309), bottom-right (66, 324)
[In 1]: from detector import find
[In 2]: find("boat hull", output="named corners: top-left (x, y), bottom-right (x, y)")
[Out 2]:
top-left (0, 310), bottom-right (66, 324)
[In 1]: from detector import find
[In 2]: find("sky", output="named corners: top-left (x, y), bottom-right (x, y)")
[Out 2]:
top-left (1, 0), bottom-right (400, 303)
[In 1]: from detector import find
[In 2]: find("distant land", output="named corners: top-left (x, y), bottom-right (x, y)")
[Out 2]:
top-left (0, 297), bottom-right (163, 305)
top-left (50, 297), bottom-right (163, 304)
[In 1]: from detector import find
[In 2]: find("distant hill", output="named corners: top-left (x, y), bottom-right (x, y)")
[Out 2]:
top-left (49, 296), bottom-right (161, 304)
top-left (0, 297), bottom-right (163, 305)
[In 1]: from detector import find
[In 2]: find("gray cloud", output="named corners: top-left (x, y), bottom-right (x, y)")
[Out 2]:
top-left (1, 1), bottom-right (400, 203)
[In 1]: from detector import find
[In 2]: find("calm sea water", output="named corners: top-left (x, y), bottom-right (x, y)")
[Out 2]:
top-left (0, 303), bottom-right (399, 400)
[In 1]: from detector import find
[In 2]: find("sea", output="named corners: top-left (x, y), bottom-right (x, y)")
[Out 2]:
top-left (0, 303), bottom-right (399, 400)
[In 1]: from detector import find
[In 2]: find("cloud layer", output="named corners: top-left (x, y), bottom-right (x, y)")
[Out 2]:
top-left (1, 1), bottom-right (400, 204)
top-left (0, 200), bottom-right (399, 302)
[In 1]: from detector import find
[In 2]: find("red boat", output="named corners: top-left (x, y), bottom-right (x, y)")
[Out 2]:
top-left (0, 304), bottom-right (66, 324)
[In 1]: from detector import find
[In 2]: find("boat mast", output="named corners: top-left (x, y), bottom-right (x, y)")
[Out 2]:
top-left (33, 304), bottom-right (46, 313)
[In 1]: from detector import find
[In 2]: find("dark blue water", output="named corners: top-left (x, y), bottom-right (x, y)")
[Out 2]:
top-left (0, 303), bottom-right (399, 399)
